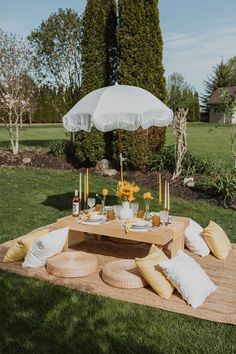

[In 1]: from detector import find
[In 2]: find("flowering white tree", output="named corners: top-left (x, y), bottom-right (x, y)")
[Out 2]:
top-left (0, 29), bottom-right (34, 154)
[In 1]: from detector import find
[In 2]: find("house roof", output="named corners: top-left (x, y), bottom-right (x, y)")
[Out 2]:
top-left (208, 86), bottom-right (236, 105)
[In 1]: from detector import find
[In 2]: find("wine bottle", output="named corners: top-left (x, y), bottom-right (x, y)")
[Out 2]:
top-left (72, 190), bottom-right (80, 217)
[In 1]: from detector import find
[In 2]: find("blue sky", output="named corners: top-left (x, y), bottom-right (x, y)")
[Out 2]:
top-left (0, 0), bottom-right (236, 94)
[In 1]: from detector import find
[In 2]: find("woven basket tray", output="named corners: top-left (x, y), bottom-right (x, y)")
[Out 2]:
top-left (102, 259), bottom-right (147, 289)
top-left (46, 251), bottom-right (97, 278)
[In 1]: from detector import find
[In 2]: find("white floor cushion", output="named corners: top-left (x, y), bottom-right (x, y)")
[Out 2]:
top-left (185, 219), bottom-right (210, 257)
top-left (23, 227), bottom-right (69, 268)
top-left (159, 250), bottom-right (217, 308)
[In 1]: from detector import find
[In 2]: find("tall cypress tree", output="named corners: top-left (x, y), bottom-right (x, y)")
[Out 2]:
top-left (117, 0), bottom-right (167, 161)
top-left (143, 0), bottom-right (166, 101)
top-left (118, 0), bottom-right (166, 100)
top-left (75, 0), bottom-right (117, 165)
top-left (81, 0), bottom-right (117, 95)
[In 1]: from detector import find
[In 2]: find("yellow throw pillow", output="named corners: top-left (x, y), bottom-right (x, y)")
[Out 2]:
top-left (203, 221), bottom-right (232, 260)
top-left (3, 227), bottom-right (52, 262)
top-left (135, 244), bottom-right (174, 299)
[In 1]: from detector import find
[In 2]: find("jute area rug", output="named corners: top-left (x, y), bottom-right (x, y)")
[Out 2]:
top-left (0, 238), bottom-right (235, 325)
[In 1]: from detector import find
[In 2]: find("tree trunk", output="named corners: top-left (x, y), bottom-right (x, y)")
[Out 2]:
top-left (9, 124), bottom-right (19, 155)
top-left (29, 112), bottom-right (32, 125)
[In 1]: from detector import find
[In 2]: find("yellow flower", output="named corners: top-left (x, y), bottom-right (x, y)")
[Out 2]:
top-left (116, 180), bottom-right (140, 201)
top-left (133, 186), bottom-right (140, 193)
top-left (143, 192), bottom-right (153, 200)
top-left (102, 188), bottom-right (109, 197)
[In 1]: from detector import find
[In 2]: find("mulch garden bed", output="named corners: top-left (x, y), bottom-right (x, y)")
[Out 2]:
top-left (0, 148), bottom-right (233, 208)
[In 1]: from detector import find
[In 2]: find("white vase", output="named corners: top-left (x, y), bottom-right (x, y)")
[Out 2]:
top-left (119, 201), bottom-right (134, 220)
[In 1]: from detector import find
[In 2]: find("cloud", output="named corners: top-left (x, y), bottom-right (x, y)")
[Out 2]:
top-left (163, 24), bottom-right (236, 93)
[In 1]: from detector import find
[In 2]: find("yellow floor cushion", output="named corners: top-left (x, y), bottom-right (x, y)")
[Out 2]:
top-left (135, 244), bottom-right (174, 299)
top-left (3, 227), bottom-right (53, 262)
top-left (203, 221), bottom-right (232, 260)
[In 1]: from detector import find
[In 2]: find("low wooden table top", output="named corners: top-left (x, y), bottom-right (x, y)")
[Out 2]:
top-left (56, 215), bottom-right (189, 247)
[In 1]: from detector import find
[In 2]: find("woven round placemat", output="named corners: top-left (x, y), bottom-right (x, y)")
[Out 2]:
top-left (102, 259), bottom-right (147, 289)
top-left (46, 251), bottom-right (97, 278)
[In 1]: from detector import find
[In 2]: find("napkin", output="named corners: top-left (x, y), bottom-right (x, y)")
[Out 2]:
top-left (124, 220), bottom-right (134, 234)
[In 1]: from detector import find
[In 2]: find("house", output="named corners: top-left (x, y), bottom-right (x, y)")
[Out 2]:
top-left (207, 86), bottom-right (236, 124)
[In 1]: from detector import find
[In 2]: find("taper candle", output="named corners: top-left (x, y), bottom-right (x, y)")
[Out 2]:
top-left (158, 173), bottom-right (162, 204)
top-left (167, 182), bottom-right (170, 211)
top-left (79, 173), bottom-right (82, 200)
top-left (164, 180), bottom-right (167, 210)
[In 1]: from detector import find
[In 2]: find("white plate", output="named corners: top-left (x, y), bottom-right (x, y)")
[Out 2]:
top-left (88, 214), bottom-right (106, 222)
top-left (131, 221), bottom-right (151, 229)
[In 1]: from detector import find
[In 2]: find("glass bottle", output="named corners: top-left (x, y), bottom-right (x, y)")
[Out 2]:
top-left (72, 190), bottom-right (80, 217)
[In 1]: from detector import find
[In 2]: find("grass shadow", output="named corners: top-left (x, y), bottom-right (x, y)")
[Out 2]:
top-left (42, 193), bottom-right (119, 211)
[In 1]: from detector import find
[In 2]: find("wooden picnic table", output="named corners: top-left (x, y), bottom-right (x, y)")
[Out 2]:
top-left (55, 215), bottom-right (190, 258)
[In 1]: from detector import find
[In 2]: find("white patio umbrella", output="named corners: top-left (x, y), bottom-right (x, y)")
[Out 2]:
top-left (62, 84), bottom-right (173, 132)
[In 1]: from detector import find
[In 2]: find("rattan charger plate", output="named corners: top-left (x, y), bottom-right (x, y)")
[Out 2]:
top-left (46, 251), bottom-right (98, 278)
top-left (102, 259), bottom-right (147, 289)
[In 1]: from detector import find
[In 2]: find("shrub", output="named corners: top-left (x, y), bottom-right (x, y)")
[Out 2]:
top-left (149, 144), bottom-right (210, 176)
top-left (112, 128), bottom-right (166, 170)
top-left (49, 140), bottom-right (67, 157)
top-left (74, 129), bottom-right (106, 165)
top-left (49, 140), bottom-right (76, 158)
top-left (196, 174), bottom-right (236, 203)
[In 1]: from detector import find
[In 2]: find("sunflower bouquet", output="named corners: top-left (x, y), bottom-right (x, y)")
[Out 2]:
top-left (115, 181), bottom-right (140, 202)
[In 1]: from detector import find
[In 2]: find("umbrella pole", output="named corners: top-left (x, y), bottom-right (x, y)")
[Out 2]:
top-left (118, 130), bottom-right (124, 182)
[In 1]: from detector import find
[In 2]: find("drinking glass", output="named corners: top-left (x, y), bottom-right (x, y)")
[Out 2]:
top-left (160, 210), bottom-right (169, 225)
top-left (130, 202), bottom-right (139, 217)
top-left (113, 205), bottom-right (121, 219)
top-left (137, 210), bottom-right (145, 219)
top-left (87, 197), bottom-right (96, 210)
top-left (152, 214), bottom-right (160, 226)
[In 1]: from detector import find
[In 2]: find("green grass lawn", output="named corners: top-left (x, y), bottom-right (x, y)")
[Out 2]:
top-left (0, 124), bottom-right (67, 149)
top-left (0, 167), bottom-right (235, 353)
top-left (0, 122), bottom-right (234, 166)
top-left (166, 122), bottom-right (234, 166)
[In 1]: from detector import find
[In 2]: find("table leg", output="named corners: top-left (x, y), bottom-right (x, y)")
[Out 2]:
top-left (63, 230), bottom-right (85, 251)
top-left (95, 235), bottom-right (102, 242)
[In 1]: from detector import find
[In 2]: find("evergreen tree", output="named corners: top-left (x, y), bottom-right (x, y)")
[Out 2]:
top-left (76, 0), bottom-right (117, 165)
top-left (143, 0), bottom-right (166, 101)
top-left (81, 0), bottom-right (117, 95)
top-left (117, 0), bottom-right (167, 157)
top-left (33, 86), bottom-right (60, 123)
top-left (167, 73), bottom-right (200, 122)
top-left (194, 92), bottom-right (200, 122)
top-left (118, 0), bottom-right (166, 99)
top-left (201, 57), bottom-right (236, 112)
